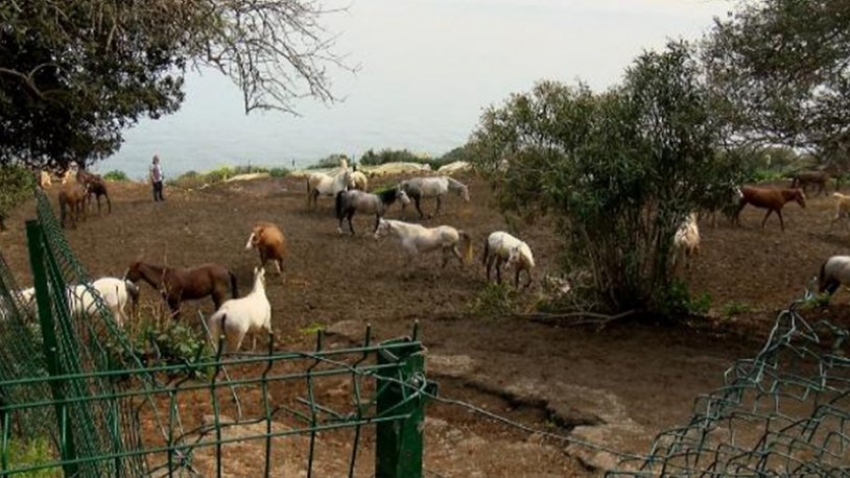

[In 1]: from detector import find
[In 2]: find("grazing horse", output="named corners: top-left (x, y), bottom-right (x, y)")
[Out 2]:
top-left (58, 182), bottom-right (90, 229)
top-left (398, 176), bottom-right (470, 219)
top-left (830, 193), bottom-right (850, 229)
top-left (790, 170), bottom-right (830, 196)
top-left (818, 255), bottom-right (850, 300)
top-left (335, 187), bottom-right (410, 235)
top-left (733, 186), bottom-right (806, 231)
top-left (373, 218), bottom-right (473, 270)
top-left (76, 168), bottom-right (111, 214)
top-left (124, 261), bottom-right (239, 319)
top-left (482, 231), bottom-right (535, 288)
top-left (306, 169), bottom-right (354, 209)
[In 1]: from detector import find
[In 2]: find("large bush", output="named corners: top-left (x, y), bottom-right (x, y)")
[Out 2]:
top-left (469, 42), bottom-right (743, 317)
top-left (0, 165), bottom-right (36, 231)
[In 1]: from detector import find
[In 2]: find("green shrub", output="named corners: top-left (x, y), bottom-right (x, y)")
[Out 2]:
top-left (720, 301), bottom-right (753, 319)
top-left (269, 167), bottom-right (290, 178)
top-left (468, 283), bottom-right (519, 316)
top-left (0, 164), bottom-right (36, 230)
top-left (133, 321), bottom-right (214, 379)
top-left (102, 170), bottom-right (129, 181)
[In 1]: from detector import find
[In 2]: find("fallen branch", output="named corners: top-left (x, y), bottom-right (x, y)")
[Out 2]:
top-left (519, 309), bottom-right (637, 329)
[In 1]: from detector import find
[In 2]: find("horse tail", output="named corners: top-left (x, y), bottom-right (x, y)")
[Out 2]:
top-left (209, 312), bottom-right (225, 352)
top-left (229, 271), bottom-right (239, 299)
top-left (482, 236), bottom-right (490, 266)
top-left (458, 230), bottom-right (473, 264)
top-left (335, 190), bottom-right (346, 219)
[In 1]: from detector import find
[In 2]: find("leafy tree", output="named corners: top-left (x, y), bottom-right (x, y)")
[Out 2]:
top-left (0, 1), bottom-right (353, 172)
top-left (469, 42), bottom-right (743, 316)
top-left (703, 0), bottom-right (850, 166)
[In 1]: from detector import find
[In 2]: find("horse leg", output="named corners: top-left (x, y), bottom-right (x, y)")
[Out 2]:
top-left (777, 209), bottom-right (785, 231)
top-left (347, 212), bottom-right (356, 235)
top-left (515, 268), bottom-right (521, 289)
top-left (441, 247), bottom-right (451, 269)
top-left (485, 255), bottom-right (495, 281)
top-left (105, 193), bottom-right (111, 214)
top-left (761, 209), bottom-right (773, 229)
top-left (414, 196), bottom-right (427, 219)
top-left (451, 245), bottom-right (464, 266)
top-left (495, 257), bottom-right (503, 284)
top-left (435, 196), bottom-right (443, 216)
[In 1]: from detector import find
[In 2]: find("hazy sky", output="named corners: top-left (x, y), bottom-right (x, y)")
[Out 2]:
top-left (101, 0), bottom-right (732, 178)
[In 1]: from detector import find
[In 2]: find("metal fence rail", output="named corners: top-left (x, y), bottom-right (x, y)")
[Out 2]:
top-left (0, 188), bottom-right (431, 477)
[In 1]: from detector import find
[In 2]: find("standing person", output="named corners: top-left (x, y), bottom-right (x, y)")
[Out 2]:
top-left (149, 154), bottom-right (165, 201)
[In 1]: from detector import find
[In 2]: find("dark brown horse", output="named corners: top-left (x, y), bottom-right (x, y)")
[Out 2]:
top-left (76, 168), bottom-right (111, 214)
top-left (124, 261), bottom-right (239, 318)
top-left (58, 182), bottom-right (90, 229)
top-left (733, 186), bottom-right (806, 231)
top-left (790, 170), bottom-right (830, 196)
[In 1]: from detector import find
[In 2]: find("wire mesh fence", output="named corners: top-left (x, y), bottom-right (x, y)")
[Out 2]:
top-left (0, 188), bottom-right (431, 477)
top-left (605, 300), bottom-right (850, 476)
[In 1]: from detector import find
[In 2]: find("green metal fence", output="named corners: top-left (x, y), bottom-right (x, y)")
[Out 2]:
top-left (0, 188), bottom-right (431, 477)
top-left (607, 299), bottom-right (850, 476)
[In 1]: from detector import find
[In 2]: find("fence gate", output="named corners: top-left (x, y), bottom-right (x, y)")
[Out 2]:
top-left (0, 188), bottom-right (432, 477)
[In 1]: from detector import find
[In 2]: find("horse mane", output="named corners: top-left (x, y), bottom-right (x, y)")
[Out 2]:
top-left (445, 176), bottom-right (467, 191)
top-left (376, 187), bottom-right (399, 204)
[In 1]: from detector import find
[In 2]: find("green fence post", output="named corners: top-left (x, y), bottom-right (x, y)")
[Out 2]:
top-left (25, 219), bottom-right (79, 477)
top-left (375, 339), bottom-right (426, 478)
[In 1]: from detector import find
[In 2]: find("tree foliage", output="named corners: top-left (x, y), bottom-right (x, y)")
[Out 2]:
top-left (0, 165), bottom-right (36, 231)
top-left (703, 0), bottom-right (850, 164)
top-left (469, 42), bottom-right (744, 315)
top-left (0, 0), bottom-right (353, 171)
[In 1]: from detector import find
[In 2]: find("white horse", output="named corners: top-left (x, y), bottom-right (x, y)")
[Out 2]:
top-left (373, 218), bottom-right (473, 269)
top-left (671, 213), bottom-right (700, 272)
top-left (306, 168), bottom-right (354, 209)
top-left (351, 170), bottom-right (369, 191)
top-left (20, 278), bottom-right (139, 326)
top-left (398, 176), bottom-right (470, 219)
top-left (818, 256), bottom-right (850, 300)
top-left (482, 231), bottom-right (535, 288)
top-left (208, 267), bottom-right (272, 353)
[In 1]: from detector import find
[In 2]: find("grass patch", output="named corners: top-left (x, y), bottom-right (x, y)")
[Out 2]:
top-left (299, 322), bottom-right (325, 336)
top-left (4, 437), bottom-right (60, 477)
top-left (720, 301), bottom-right (753, 319)
top-left (468, 283), bottom-right (519, 317)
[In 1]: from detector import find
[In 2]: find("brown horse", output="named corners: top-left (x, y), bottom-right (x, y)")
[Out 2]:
top-left (124, 261), bottom-right (239, 318)
top-left (76, 169), bottom-right (111, 214)
top-left (733, 186), bottom-right (806, 231)
top-left (790, 170), bottom-right (830, 196)
top-left (58, 182), bottom-right (90, 229)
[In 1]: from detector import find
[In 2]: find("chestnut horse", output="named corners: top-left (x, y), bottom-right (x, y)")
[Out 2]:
top-left (124, 261), bottom-right (239, 319)
top-left (733, 186), bottom-right (806, 231)
top-left (58, 182), bottom-right (90, 229)
top-left (76, 168), bottom-right (111, 214)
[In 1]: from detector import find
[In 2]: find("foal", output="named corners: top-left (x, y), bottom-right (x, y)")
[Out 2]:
top-left (733, 186), bottom-right (806, 231)
top-left (77, 168), bottom-right (111, 214)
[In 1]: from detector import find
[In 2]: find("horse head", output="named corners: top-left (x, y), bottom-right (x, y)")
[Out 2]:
top-left (253, 266), bottom-right (266, 288)
top-left (461, 185), bottom-right (470, 202)
top-left (124, 262), bottom-right (142, 282)
top-left (794, 189), bottom-right (807, 208)
top-left (246, 225), bottom-right (266, 250)
top-left (397, 188), bottom-right (411, 205)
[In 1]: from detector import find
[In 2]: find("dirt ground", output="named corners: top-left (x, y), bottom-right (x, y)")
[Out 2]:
top-left (3, 174), bottom-right (850, 476)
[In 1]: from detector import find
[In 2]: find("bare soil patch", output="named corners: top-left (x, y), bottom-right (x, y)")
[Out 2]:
top-left (3, 175), bottom-right (849, 476)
